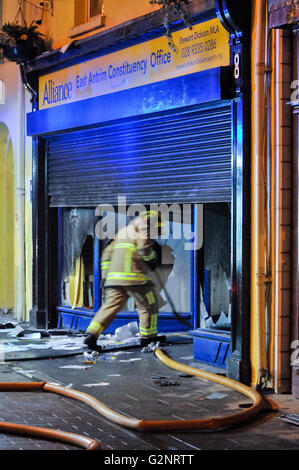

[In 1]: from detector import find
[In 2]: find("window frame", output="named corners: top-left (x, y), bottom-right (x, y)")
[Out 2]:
top-left (57, 206), bottom-right (196, 331)
top-left (69, 0), bottom-right (105, 39)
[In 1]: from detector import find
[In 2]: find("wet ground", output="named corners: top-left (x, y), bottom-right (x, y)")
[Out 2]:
top-left (0, 313), bottom-right (298, 454)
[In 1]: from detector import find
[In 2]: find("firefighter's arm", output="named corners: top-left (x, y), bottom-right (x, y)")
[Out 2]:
top-left (137, 238), bottom-right (158, 269)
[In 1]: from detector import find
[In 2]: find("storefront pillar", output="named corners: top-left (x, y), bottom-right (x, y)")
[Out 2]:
top-left (30, 137), bottom-right (49, 329)
top-left (215, 1), bottom-right (252, 384)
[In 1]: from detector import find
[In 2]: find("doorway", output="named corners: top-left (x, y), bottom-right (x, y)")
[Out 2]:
top-left (0, 123), bottom-right (14, 311)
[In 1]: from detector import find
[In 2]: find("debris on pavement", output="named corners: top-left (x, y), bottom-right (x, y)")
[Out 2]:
top-left (83, 382), bottom-right (110, 387)
top-left (114, 322), bottom-right (139, 341)
top-left (0, 327), bottom-right (85, 361)
top-left (278, 413), bottom-right (299, 426)
top-left (0, 323), bottom-right (15, 329)
top-left (7, 325), bottom-right (25, 337)
top-left (152, 376), bottom-right (181, 387)
top-left (59, 365), bottom-right (93, 369)
top-left (206, 392), bottom-right (228, 400)
top-left (96, 322), bottom-right (141, 350)
top-left (0, 321), bottom-right (166, 362)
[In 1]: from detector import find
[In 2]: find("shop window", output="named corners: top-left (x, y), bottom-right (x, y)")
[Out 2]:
top-left (62, 235), bottom-right (94, 309)
top-left (157, 219), bottom-right (191, 315)
top-left (70, 0), bottom-right (105, 38)
top-left (58, 206), bottom-right (195, 328)
top-left (199, 203), bottom-right (231, 330)
top-left (99, 207), bottom-right (192, 316)
top-left (60, 208), bottom-right (97, 309)
top-left (82, 235), bottom-right (94, 308)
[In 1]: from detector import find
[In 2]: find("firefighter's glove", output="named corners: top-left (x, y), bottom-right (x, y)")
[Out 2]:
top-left (147, 258), bottom-right (159, 271)
top-left (139, 247), bottom-right (158, 270)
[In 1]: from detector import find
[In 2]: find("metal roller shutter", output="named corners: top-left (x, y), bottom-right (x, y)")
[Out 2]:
top-left (47, 101), bottom-right (232, 207)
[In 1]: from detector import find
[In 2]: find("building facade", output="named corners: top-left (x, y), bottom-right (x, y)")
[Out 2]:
top-left (267, 0), bottom-right (299, 398)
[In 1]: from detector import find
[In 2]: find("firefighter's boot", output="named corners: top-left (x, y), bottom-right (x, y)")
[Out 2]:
top-left (84, 333), bottom-right (102, 352)
top-left (140, 335), bottom-right (166, 347)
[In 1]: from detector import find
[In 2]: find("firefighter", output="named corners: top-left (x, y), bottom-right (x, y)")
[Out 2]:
top-left (84, 211), bottom-right (164, 351)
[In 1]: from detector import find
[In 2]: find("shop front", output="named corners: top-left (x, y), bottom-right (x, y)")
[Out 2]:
top-left (26, 2), bottom-right (251, 382)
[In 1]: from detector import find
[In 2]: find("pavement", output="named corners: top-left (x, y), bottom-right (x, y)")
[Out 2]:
top-left (0, 312), bottom-right (298, 456)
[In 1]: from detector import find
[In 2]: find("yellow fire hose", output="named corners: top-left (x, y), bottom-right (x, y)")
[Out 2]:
top-left (0, 348), bottom-right (267, 448)
top-left (0, 382), bottom-right (101, 450)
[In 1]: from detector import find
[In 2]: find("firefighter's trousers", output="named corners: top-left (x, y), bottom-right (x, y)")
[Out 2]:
top-left (87, 285), bottom-right (158, 339)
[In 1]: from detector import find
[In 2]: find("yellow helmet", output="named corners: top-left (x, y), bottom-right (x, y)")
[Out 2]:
top-left (140, 210), bottom-right (165, 228)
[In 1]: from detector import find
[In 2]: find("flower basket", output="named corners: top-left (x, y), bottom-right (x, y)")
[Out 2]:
top-left (2, 43), bottom-right (40, 63)
top-left (0, 21), bottom-right (52, 64)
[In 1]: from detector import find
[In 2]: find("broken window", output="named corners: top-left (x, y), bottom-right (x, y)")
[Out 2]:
top-left (59, 204), bottom-right (227, 332)
top-left (61, 208), bottom-right (96, 309)
top-left (95, 206), bottom-right (192, 317)
top-left (157, 218), bottom-right (192, 315)
top-left (199, 203), bottom-right (231, 330)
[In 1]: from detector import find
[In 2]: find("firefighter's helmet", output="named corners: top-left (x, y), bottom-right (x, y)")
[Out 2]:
top-left (140, 210), bottom-right (165, 228)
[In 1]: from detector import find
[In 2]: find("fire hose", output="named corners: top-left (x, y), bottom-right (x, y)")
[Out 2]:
top-left (0, 348), bottom-right (266, 449)
top-left (0, 382), bottom-right (101, 450)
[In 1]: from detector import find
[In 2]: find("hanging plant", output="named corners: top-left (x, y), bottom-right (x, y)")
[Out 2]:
top-left (0, 20), bottom-right (52, 64)
top-left (149, 0), bottom-right (193, 52)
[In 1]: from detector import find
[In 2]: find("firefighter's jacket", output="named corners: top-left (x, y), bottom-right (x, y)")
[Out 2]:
top-left (101, 217), bottom-right (157, 287)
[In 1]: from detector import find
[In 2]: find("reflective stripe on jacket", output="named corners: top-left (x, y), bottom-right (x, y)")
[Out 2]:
top-left (100, 218), bottom-right (157, 287)
top-left (100, 240), bottom-right (115, 281)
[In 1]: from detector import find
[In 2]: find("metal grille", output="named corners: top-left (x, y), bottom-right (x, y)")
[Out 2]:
top-left (47, 102), bottom-right (232, 207)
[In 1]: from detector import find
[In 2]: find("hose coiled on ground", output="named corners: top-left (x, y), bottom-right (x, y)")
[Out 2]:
top-left (0, 347), bottom-right (267, 448)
